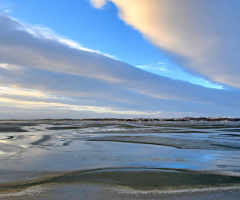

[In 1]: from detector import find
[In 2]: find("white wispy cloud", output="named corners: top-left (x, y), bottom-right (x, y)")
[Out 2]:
top-left (0, 63), bottom-right (20, 70)
top-left (135, 62), bottom-right (224, 89)
top-left (90, 0), bottom-right (107, 9)
top-left (15, 17), bottom-right (117, 60)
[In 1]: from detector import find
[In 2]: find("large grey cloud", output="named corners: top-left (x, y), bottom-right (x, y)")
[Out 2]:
top-left (91, 0), bottom-right (240, 89)
top-left (0, 14), bottom-right (240, 118)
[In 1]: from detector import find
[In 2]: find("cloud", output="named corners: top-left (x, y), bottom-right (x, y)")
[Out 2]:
top-left (90, 0), bottom-right (107, 9)
top-left (0, 13), bottom-right (240, 118)
top-left (93, 0), bottom-right (240, 88)
top-left (136, 62), bottom-right (224, 89)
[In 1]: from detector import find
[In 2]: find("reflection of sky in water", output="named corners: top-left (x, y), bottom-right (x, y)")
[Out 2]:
top-left (0, 121), bottom-right (240, 176)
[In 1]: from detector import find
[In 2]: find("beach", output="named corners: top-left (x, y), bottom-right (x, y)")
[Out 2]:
top-left (0, 120), bottom-right (240, 199)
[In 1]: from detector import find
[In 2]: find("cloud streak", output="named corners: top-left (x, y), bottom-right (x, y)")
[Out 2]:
top-left (0, 13), bottom-right (240, 118)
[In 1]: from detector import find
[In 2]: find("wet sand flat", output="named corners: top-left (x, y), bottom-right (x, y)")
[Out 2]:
top-left (0, 120), bottom-right (240, 199)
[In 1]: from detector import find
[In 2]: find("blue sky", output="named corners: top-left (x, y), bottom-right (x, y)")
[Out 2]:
top-left (0, 0), bottom-right (240, 118)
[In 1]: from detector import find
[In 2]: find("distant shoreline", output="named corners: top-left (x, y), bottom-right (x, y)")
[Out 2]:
top-left (1, 117), bottom-right (240, 122)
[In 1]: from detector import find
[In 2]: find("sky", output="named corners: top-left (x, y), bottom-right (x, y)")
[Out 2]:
top-left (0, 0), bottom-right (240, 119)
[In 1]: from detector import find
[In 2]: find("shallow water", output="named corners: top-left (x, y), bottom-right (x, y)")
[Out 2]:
top-left (0, 120), bottom-right (240, 199)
